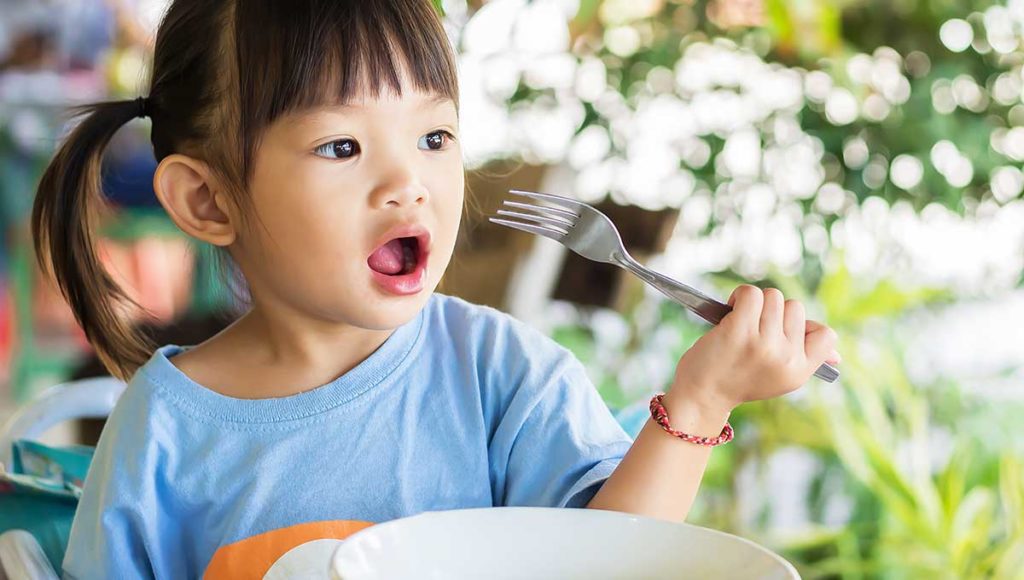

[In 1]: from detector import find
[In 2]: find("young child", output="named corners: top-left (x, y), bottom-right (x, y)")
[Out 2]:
top-left (31, 0), bottom-right (840, 577)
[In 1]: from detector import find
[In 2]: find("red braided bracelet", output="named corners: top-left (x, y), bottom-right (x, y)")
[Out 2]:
top-left (649, 393), bottom-right (734, 446)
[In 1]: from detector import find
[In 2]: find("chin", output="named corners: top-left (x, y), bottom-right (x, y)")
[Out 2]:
top-left (357, 285), bottom-right (436, 330)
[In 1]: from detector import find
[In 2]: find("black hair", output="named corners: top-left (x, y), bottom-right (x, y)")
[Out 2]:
top-left (31, 0), bottom-right (459, 381)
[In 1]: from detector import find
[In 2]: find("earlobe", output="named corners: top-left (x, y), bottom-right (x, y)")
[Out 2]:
top-left (153, 154), bottom-right (237, 246)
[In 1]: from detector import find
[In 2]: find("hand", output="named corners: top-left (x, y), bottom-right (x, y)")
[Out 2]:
top-left (669, 284), bottom-right (840, 413)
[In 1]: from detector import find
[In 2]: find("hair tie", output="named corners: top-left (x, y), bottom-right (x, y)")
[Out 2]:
top-left (134, 96), bottom-right (149, 119)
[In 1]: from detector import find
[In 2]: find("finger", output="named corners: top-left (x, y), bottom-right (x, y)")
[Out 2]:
top-left (783, 299), bottom-right (806, 349)
top-left (806, 320), bottom-right (843, 363)
top-left (726, 285), bottom-right (741, 306)
top-left (726, 285), bottom-right (764, 333)
top-left (759, 288), bottom-right (785, 338)
top-left (804, 323), bottom-right (839, 372)
top-left (804, 319), bottom-right (829, 334)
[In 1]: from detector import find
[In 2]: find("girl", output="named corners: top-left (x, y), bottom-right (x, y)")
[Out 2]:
top-left (31, 0), bottom-right (840, 577)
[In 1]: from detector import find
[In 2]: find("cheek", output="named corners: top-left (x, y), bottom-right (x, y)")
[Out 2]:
top-left (249, 172), bottom-right (351, 249)
top-left (436, 169), bottom-right (465, 225)
top-left (249, 203), bottom-right (357, 273)
top-left (435, 193), bottom-right (463, 252)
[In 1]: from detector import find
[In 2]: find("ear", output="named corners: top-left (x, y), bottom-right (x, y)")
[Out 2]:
top-left (153, 154), bottom-right (237, 246)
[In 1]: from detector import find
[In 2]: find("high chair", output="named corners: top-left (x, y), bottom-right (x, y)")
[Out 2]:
top-left (0, 376), bottom-right (126, 580)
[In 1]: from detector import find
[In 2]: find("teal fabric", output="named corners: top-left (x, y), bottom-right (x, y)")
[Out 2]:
top-left (1, 440), bottom-right (96, 569)
top-left (0, 492), bottom-right (77, 569)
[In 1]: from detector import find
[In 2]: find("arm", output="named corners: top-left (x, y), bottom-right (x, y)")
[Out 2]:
top-left (63, 502), bottom-right (156, 580)
top-left (586, 285), bottom-right (840, 523)
top-left (584, 385), bottom-right (731, 522)
top-left (488, 353), bottom-right (633, 510)
top-left (61, 388), bottom-right (172, 579)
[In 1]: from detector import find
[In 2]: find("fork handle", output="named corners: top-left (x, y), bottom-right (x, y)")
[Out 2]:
top-left (615, 256), bottom-right (840, 383)
top-left (618, 257), bottom-right (732, 323)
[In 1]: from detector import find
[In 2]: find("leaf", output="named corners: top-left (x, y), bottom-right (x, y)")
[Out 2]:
top-left (817, 256), bottom-right (854, 323)
top-left (815, 251), bottom-right (950, 328)
top-left (937, 448), bottom-right (969, 531)
top-left (992, 538), bottom-right (1024, 580)
top-left (999, 453), bottom-right (1024, 539)
top-left (950, 488), bottom-right (996, 568)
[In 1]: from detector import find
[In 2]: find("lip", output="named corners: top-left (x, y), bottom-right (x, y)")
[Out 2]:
top-left (367, 223), bottom-right (431, 296)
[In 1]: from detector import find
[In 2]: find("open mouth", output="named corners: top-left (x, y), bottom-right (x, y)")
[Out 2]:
top-left (367, 235), bottom-right (423, 277)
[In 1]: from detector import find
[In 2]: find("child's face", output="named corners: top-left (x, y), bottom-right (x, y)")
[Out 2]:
top-left (236, 76), bottom-right (464, 332)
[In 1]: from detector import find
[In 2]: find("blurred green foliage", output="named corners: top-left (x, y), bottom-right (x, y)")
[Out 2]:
top-left (551, 246), bottom-right (1024, 578)
top-left (509, 0), bottom-right (1024, 223)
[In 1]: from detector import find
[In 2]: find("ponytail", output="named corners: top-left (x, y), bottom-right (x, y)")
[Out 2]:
top-left (31, 99), bottom-right (157, 382)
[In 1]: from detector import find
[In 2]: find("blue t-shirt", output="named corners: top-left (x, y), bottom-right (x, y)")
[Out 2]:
top-left (63, 293), bottom-right (635, 578)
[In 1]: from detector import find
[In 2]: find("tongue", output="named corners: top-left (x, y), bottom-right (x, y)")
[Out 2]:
top-left (368, 239), bottom-right (405, 275)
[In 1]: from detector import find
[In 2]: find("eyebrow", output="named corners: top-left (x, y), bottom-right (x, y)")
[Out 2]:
top-left (288, 96), bottom-right (455, 140)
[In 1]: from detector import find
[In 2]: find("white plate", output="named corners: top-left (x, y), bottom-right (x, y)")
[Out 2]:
top-left (331, 507), bottom-right (800, 579)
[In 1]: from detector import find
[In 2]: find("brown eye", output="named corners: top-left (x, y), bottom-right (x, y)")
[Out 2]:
top-left (418, 130), bottom-right (453, 151)
top-left (315, 138), bottom-right (360, 159)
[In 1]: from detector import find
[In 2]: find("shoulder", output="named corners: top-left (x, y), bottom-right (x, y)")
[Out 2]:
top-left (424, 292), bottom-right (505, 329)
top-left (73, 351), bottom-right (182, 506)
top-left (425, 292), bottom-right (581, 386)
top-left (96, 347), bottom-right (194, 457)
top-left (427, 293), bottom-right (571, 357)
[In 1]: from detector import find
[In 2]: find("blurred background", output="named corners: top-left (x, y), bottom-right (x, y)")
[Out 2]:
top-left (1, 0), bottom-right (1022, 577)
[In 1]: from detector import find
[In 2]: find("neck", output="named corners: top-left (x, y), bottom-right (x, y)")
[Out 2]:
top-left (173, 303), bottom-right (398, 400)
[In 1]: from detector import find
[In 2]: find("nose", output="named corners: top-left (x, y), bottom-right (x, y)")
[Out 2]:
top-left (369, 164), bottom-right (429, 209)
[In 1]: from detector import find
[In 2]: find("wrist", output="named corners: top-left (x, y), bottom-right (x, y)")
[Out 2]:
top-left (660, 385), bottom-right (734, 436)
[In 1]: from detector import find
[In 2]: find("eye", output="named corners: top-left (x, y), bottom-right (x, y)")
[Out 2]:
top-left (418, 130), bottom-right (455, 151)
top-left (314, 138), bottom-right (360, 160)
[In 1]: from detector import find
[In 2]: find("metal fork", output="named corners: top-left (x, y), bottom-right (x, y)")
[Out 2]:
top-left (489, 189), bottom-right (840, 383)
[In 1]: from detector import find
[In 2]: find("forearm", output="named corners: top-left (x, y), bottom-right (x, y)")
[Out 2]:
top-left (584, 385), bottom-right (732, 523)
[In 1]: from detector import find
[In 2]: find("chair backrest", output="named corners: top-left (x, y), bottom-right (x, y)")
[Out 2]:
top-left (0, 377), bottom-right (127, 469)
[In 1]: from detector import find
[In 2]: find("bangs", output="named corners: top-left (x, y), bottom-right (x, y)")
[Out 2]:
top-left (232, 0), bottom-right (458, 177)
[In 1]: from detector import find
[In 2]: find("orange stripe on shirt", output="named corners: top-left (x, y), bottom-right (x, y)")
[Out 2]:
top-left (203, 519), bottom-right (374, 579)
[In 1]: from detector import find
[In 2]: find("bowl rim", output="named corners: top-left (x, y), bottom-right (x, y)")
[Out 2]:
top-left (331, 506), bottom-right (800, 578)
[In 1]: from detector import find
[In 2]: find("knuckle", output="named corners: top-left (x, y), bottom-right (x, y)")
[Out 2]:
top-left (739, 284), bottom-right (760, 298)
top-left (719, 311), bottom-right (745, 331)
top-left (785, 301), bottom-right (805, 319)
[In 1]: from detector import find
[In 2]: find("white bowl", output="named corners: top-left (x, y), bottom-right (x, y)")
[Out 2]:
top-left (331, 507), bottom-right (800, 579)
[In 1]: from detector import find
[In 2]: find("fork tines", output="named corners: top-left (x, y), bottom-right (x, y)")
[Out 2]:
top-left (487, 189), bottom-right (580, 240)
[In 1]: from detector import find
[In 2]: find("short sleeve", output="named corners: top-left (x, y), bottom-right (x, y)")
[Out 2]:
top-left (62, 385), bottom-right (182, 580)
top-left (488, 355), bottom-right (635, 509)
